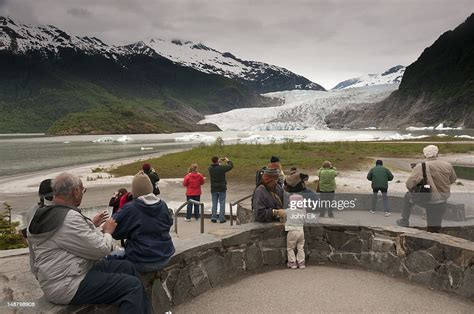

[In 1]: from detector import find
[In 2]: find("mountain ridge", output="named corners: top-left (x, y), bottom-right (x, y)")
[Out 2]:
top-left (332, 65), bottom-right (405, 90)
top-left (326, 14), bottom-right (474, 129)
top-left (0, 16), bottom-right (324, 94)
top-left (0, 16), bottom-right (279, 134)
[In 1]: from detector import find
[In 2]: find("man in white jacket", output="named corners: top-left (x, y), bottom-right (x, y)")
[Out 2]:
top-left (27, 173), bottom-right (151, 313)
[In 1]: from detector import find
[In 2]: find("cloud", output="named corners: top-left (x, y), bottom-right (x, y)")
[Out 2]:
top-left (66, 7), bottom-right (92, 18)
top-left (0, 0), bottom-right (473, 89)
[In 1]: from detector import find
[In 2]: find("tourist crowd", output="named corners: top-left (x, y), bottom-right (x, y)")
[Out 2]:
top-left (22, 144), bottom-right (457, 311)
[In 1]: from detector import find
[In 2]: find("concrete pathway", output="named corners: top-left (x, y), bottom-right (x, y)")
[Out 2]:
top-left (173, 265), bottom-right (474, 313)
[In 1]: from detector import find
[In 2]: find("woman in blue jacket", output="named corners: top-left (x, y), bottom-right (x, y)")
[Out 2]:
top-left (112, 171), bottom-right (175, 272)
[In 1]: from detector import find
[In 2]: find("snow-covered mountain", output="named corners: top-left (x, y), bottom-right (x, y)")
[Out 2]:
top-left (127, 38), bottom-right (325, 92)
top-left (332, 65), bottom-right (405, 90)
top-left (0, 16), bottom-right (325, 93)
top-left (199, 84), bottom-right (398, 131)
top-left (0, 16), bottom-right (128, 58)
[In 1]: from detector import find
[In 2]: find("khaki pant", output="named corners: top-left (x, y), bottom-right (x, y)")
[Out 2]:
top-left (287, 230), bottom-right (305, 264)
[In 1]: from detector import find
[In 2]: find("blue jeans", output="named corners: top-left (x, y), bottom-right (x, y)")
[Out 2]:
top-left (211, 191), bottom-right (226, 221)
top-left (372, 188), bottom-right (389, 212)
top-left (70, 259), bottom-right (151, 314)
top-left (186, 195), bottom-right (201, 219)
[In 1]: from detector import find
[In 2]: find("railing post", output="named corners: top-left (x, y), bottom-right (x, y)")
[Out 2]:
top-left (174, 208), bottom-right (178, 235)
top-left (200, 203), bottom-right (204, 234)
top-left (230, 202), bottom-right (233, 226)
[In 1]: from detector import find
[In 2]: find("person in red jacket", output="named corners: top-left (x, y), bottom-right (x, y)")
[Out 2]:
top-left (119, 191), bottom-right (133, 209)
top-left (183, 164), bottom-right (205, 221)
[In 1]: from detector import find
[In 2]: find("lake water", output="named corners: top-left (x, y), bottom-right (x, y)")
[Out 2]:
top-left (0, 129), bottom-right (472, 177)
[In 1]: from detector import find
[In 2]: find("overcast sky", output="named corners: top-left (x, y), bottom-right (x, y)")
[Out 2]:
top-left (1, 0), bottom-right (473, 89)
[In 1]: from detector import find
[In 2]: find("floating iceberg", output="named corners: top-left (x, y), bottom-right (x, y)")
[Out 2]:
top-left (116, 135), bottom-right (134, 142)
top-left (364, 127), bottom-right (378, 130)
top-left (174, 133), bottom-right (216, 143)
top-left (239, 134), bottom-right (306, 144)
top-left (455, 135), bottom-right (474, 139)
top-left (436, 134), bottom-right (448, 137)
top-left (383, 133), bottom-right (429, 140)
top-left (92, 137), bottom-right (114, 143)
top-left (141, 147), bottom-right (153, 151)
top-left (405, 126), bottom-right (434, 131)
top-left (434, 123), bottom-right (463, 131)
top-left (406, 124), bottom-right (462, 131)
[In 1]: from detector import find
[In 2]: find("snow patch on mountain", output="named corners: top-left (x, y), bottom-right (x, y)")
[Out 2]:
top-left (199, 84), bottom-right (398, 131)
top-left (0, 16), bottom-right (128, 57)
top-left (332, 65), bottom-right (405, 90)
top-left (139, 38), bottom-right (324, 90)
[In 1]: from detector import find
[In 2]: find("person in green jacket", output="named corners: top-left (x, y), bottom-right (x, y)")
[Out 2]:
top-left (318, 161), bottom-right (338, 218)
top-left (367, 160), bottom-right (394, 216)
top-left (208, 156), bottom-right (233, 223)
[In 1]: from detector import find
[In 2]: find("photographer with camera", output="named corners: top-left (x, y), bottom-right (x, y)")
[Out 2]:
top-left (208, 156), bottom-right (233, 223)
top-left (318, 160), bottom-right (338, 218)
top-left (109, 188), bottom-right (127, 214)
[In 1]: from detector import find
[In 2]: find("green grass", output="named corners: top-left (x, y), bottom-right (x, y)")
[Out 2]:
top-left (109, 141), bottom-right (474, 183)
top-left (453, 166), bottom-right (474, 180)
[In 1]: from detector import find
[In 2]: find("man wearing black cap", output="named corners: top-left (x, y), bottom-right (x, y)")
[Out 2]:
top-left (208, 156), bottom-right (233, 223)
top-left (142, 163), bottom-right (160, 195)
top-left (367, 160), bottom-right (394, 216)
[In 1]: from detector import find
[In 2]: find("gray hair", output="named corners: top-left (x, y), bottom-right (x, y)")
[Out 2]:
top-left (52, 172), bottom-right (82, 197)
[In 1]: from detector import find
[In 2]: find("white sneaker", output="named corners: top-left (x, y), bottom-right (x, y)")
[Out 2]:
top-left (184, 218), bottom-right (192, 222)
top-left (369, 210), bottom-right (376, 214)
top-left (384, 212), bottom-right (391, 217)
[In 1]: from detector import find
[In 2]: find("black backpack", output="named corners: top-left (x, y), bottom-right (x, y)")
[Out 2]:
top-left (255, 167), bottom-right (267, 186)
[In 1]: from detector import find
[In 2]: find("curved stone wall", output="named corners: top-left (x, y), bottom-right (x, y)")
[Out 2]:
top-left (35, 222), bottom-right (474, 313)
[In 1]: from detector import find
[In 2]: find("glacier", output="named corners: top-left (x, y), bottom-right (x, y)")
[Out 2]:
top-left (199, 84), bottom-right (398, 131)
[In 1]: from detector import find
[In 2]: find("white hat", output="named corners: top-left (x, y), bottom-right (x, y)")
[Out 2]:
top-left (423, 145), bottom-right (439, 158)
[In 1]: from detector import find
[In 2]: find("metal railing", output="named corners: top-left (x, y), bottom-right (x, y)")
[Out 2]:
top-left (174, 199), bottom-right (205, 235)
top-left (229, 194), bottom-right (253, 226)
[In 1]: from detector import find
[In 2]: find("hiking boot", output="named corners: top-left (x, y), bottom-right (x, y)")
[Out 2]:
top-left (211, 219), bottom-right (217, 223)
top-left (297, 261), bottom-right (306, 269)
top-left (219, 220), bottom-right (226, 224)
top-left (384, 212), bottom-right (391, 217)
top-left (287, 261), bottom-right (297, 269)
top-left (369, 210), bottom-right (376, 214)
top-left (396, 219), bottom-right (409, 227)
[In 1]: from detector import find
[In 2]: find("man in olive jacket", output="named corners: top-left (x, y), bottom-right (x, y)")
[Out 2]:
top-left (208, 156), bottom-right (233, 223)
top-left (367, 160), bottom-right (394, 216)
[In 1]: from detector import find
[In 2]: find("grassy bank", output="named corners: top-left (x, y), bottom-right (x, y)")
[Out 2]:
top-left (109, 141), bottom-right (473, 183)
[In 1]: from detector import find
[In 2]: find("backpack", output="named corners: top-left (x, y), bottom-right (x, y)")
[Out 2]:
top-left (255, 166), bottom-right (267, 186)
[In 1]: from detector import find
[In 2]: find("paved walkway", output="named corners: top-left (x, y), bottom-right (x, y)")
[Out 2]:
top-left (173, 265), bottom-right (474, 313)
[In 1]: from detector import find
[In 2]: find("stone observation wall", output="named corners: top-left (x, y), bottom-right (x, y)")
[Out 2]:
top-left (35, 221), bottom-right (474, 313)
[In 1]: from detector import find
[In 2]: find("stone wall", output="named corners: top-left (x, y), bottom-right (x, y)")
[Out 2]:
top-left (33, 222), bottom-right (474, 313)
